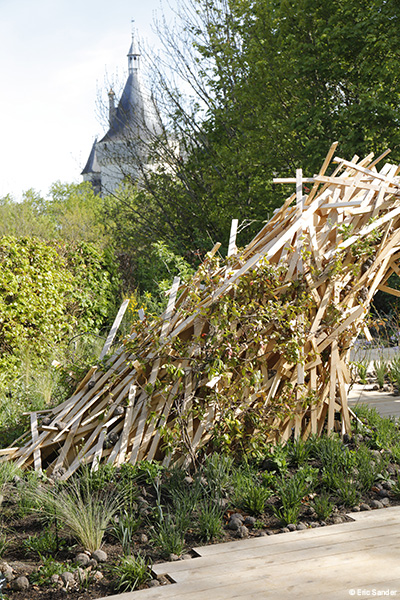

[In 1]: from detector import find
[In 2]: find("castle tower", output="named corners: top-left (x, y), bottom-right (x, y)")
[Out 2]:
top-left (81, 30), bottom-right (161, 195)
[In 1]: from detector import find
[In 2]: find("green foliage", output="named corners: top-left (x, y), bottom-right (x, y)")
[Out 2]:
top-left (287, 439), bottom-right (311, 468)
top-left (273, 471), bottom-right (311, 525)
top-left (196, 499), bottom-right (224, 542)
top-left (104, 0), bottom-right (400, 263)
top-left (30, 557), bottom-right (75, 586)
top-left (202, 454), bottom-right (234, 499)
top-left (374, 358), bottom-right (388, 389)
top-left (110, 511), bottom-right (142, 556)
top-left (31, 479), bottom-right (120, 552)
top-left (111, 553), bottom-right (152, 593)
top-left (23, 527), bottom-right (62, 558)
top-left (352, 359), bottom-right (369, 384)
top-left (150, 511), bottom-right (186, 559)
top-left (310, 494), bottom-right (334, 521)
top-left (0, 236), bottom-right (121, 390)
top-left (239, 485), bottom-right (271, 516)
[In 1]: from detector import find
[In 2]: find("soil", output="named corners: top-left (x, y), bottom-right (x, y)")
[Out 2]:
top-left (3, 474), bottom-right (400, 600)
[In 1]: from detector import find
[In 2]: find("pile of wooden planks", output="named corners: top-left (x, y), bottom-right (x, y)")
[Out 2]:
top-left (4, 143), bottom-right (400, 478)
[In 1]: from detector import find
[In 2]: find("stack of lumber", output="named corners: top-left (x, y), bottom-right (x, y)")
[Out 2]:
top-left (4, 143), bottom-right (400, 478)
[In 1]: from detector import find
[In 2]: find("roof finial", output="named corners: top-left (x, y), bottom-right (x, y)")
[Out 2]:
top-left (128, 19), bottom-right (140, 73)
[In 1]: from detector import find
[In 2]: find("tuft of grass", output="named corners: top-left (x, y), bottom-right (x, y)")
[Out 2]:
top-left (111, 553), bottom-right (152, 592)
top-left (150, 512), bottom-right (186, 559)
top-left (373, 358), bottom-right (388, 389)
top-left (310, 494), bottom-right (334, 521)
top-left (239, 485), bottom-right (271, 516)
top-left (30, 479), bottom-right (121, 552)
top-left (196, 499), bottom-right (224, 542)
top-left (110, 511), bottom-right (141, 556)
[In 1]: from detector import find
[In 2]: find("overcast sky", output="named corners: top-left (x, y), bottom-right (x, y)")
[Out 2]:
top-left (0, 0), bottom-right (174, 199)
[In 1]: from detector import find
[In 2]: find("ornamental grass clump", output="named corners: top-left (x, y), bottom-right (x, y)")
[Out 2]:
top-left (31, 479), bottom-right (120, 553)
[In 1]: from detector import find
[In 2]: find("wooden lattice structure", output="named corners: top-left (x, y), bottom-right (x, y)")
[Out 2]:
top-left (4, 143), bottom-right (400, 477)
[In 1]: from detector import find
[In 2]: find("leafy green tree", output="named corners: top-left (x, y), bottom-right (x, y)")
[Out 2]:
top-left (107, 0), bottom-right (400, 256)
top-left (0, 182), bottom-right (108, 246)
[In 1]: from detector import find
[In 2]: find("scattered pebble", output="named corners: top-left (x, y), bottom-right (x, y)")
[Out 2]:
top-left (244, 516), bottom-right (256, 528)
top-left (76, 553), bottom-right (90, 567)
top-left (139, 533), bottom-right (149, 544)
top-left (12, 576), bottom-right (30, 592)
top-left (169, 554), bottom-right (180, 561)
top-left (228, 517), bottom-right (242, 531)
top-left (360, 503), bottom-right (371, 511)
top-left (234, 525), bottom-right (249, 539)
top-left (148, 579), bottom-right (161, 587)
top-left (287, 524), bottom-right (297, 532)
top-left (61, 572), bottom-right (75, 585)
top-left (92, 549), bottom-right (107, 563)
top-left (370, 500), bottom-right (384, 509)
top-left (296, 522), bottom-right (307, 530)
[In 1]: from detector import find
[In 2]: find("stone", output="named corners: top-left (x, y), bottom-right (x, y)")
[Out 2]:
top-left (332, 516), bottom-right (343, 524)
top-left (280, 527), bottom-right (290, 533)
top-left (75, 553), bottom-right (90, 567)
top-left (234, 525), bottom-right (249, 539)
top-left (184, 476), bottom-right (194, 485)
top-left (310, 523), bottom-right (319, 528)
top-left (51, 574), bottom-right (61, 585)
top-left (92, 549), bottom-right (107, 563)
top-left (296, 522), bottom-right (307, 530)
top-left (87, 559), bottom-right (98, 568)
top-left (12, 576), bottom-right (30, 592)
top-left (320, 521), bottom-right (327, 526)
top-left (378, 488), bottom-right (389, 498)
top-left (139, 533), bottom-right (149, 544)
top-left (182, 554), bottom-right (193, 560)
top-left (371, 499), bottom-right (384, 509)
top-left (360, 503), bottom-right (371, 511)
top-left (169, 554), bottom-right (180, 561)
top-left (287, 524), bottom-right (297, 532)
top-left (148, 579), bottom-right (161, 587)
top-left (387, 464), bottom-right (397, 475)
top-left (381, 497), bottom-right (390, 506)
top-left (230, 513), bottom-right (244, 522)
top-left (243, 516), bottom-right (256, 528)
top-left (93, 571), bottom-right (103, 582)
top-left (61, 571), bottom-right (75, 585)
top-left (256, 530), bottom-right (267, 536)
top-left (382, 481), bottom-right (392, 490)
top-left (228, 517), bottom-right (242, 531)
top-left (0, 563), bottom-right (14, 582)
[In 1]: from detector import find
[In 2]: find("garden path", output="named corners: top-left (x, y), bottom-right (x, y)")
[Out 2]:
top-left (100, 506), bottom-right (400, 600)
top-left (348, 383), bottom-right (400, 419)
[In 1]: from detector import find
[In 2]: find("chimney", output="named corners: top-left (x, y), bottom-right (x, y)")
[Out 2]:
top-left (108, 89), bottom-right (116, 126)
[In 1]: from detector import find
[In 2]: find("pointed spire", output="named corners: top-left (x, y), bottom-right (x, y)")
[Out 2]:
top-left (127, 20), bottom-right (140, 73)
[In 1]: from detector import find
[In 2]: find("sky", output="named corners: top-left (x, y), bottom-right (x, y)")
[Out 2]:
top-left (0, 0), bottom-right (175, 200)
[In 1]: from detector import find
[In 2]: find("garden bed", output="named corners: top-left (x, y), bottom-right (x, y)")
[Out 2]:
top-left (1, 404), bottom-right (400, 600)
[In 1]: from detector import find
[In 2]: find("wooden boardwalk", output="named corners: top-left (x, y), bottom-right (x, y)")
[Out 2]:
top-left (99, 390), bottom-right (400, 600)
top-left (102, 506), bottom-right (400, 600)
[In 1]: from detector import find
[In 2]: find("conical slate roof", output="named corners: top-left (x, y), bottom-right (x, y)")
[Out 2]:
top-left (99, 36), bottom-right (161, 143)
top-left (81, 138), bottom-right (100, 175)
